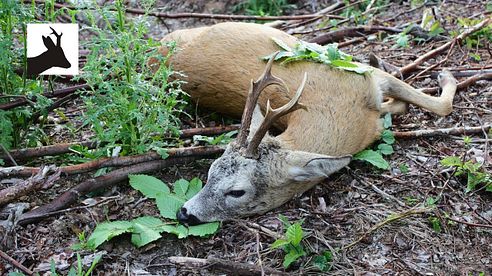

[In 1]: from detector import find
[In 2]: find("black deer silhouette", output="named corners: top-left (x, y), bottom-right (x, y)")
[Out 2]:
top-left (27, 27), bottom-right (71, 76)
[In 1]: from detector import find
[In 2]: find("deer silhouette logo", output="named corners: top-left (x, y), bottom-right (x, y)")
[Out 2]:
top-left (27, 27), bottom-right (71, 76)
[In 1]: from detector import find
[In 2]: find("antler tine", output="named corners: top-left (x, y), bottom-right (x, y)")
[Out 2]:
top-left (49, 27), bottom-right (62, 46)
top-left (237, 52), bottom-right (289, 148)
top-left (244, 72), bottom-right (308, 158)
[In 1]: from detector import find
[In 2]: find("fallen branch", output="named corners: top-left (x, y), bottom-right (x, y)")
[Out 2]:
top-left (18, 155), bottom-right (210, 225)
top-left (0, 146), bottom-right (224, 178)
top-left (0, 84), bottom-right (89, 110)
top-left (447, 217), bottom-right (492, 229)
top-left (421, 72), bottom-right (492, 94)
top-left (0, 249), bottom-right (34, 275)
top-left (0, 125), bottom-right (238, 161)
top-left (0, 166), bottom-right (60, 206)
top-left (167, 256), bottom-right (287, 276)
top-left (342, 207), bottom-right (432, 250)
top-left (309, 25), bottom-right (402, 45)
top-left (394, 124), bottom-right (491, 139)
top-left (398, 17), bottom-right (492, 76)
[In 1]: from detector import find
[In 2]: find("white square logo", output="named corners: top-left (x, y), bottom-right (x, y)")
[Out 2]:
top-left (26, 23), bottom-right (79, 76)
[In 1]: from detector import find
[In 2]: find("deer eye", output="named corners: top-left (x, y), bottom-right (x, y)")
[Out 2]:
top-left (225, 190), bottom-right (246, 198)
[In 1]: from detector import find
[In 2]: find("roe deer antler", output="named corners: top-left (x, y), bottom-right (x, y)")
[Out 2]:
top-left (244, 72), bottom-right (307, 158)
top-left (236, 52), bottom-right (288, 149)
top-left (49, 27), bottom-right (62, 46)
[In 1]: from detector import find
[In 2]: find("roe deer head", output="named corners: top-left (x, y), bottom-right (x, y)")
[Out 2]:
top-left (27, 27), bottom-right (71, 76)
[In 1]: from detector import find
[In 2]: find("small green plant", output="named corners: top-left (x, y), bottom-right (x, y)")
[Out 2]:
top-left (193, 130), bottom-right (237, 145)
top-left (454, 18), bottom-right (492, 48)
top-left (428, 216), bottom-right (441, 233)
top-left (354, 113), bottom-right (395, 169)
top-left (271, 215), bottom-right (306, 268)
top-left (78, 1), bottom-right (186, 157)
top-left (8, 252), bottom-right (102, 276)
top-left (441, 156), bottom-right (492, 193)
top-left (312, 250), bottom-right (333, 272)
top-left (83, 175), bottom-right (219, 249)
top-left (234, 0), bottom-right (294, 16)
top-left (265, 38), bottom-right (372, 74)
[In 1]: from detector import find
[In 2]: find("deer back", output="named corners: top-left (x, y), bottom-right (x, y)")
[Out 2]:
top-left (160, 22), bottom-right (383, 156)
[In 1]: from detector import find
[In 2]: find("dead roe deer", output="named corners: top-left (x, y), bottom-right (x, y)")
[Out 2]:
top-left (153, 22), bottom-right (457, 225)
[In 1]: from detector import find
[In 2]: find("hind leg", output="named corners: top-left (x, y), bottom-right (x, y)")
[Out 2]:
top-left (381, 98), bottom-right (408, 114)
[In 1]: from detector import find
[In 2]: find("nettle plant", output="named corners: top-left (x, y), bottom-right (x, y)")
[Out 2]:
top-left (83, 175), bottom-right (219, 249)
top-left (354, 113), bottom-right (395, 169)
top-left (78, 1), bottom-right (186, 157)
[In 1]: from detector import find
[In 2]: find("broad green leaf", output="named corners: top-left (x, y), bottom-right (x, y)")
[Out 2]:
top-left (377, 143), bottom-right (394, 155)
top-left (381, 130), bottom-right (395, 144)
top-left (156, 193), bottom-right (186, 219)
top-left (331, 59), bottom-right (358, 68)
top-left (283, 249), bottom-right (305, 268)
top-left (129, 174), bottom-right (169, 198)
top-left (271, 239), bottom-right (290, 249)
top-left (278, 214), bottom-right (292, 228)
top-left (131, 216), bottom-right (163, 247)
top-left (313, 255), bottom-right (330, 272)
top-left (87, 221), bottom-right (133, 249)
top-left (271, 37), bottom-right (292, 51)
top-left (186, 178), bottom-right (203, 199)
top-left (173, 179), bottom-right (189, 196)
top-left (383, 113), bottom-right (392, 128)
top-left (188, 222), bottom-right (220, 237)
top-left (440, 156), bottom-right (462, 167)
top-left (354, 149), bottom-right (389, 170)
top-left (486, 183), bottom-right (492, 192)
top-left (286, 223), bottom-right (303, 246)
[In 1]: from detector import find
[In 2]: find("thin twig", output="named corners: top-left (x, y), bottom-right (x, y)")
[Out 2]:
top-left (342, 207), bottom-right (432, 250)
top-left (0, 249), bottom-right (34, 275)
top-left (447, 217), bottom-right (492, 229)
top-left (421, 72), bottom-right (492, 94)
top-left (394, 124), bottom-right (491, 139)
top-left (0, 146), bottom-right (224, 178)
top-left (398, 17), bottom-right (492, 76)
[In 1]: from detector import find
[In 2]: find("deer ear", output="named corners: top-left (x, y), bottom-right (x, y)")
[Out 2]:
top-left (42, 36), bottom-right (55, 49)
top-left (287, 153), bottom-right (351, 182)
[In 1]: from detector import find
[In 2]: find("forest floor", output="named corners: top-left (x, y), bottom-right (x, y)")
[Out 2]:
top-left (1, 0), bottom-right (492, 275)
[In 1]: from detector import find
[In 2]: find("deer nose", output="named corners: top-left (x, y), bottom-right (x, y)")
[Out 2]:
top-left (177, 207), bottom-right (202, 226)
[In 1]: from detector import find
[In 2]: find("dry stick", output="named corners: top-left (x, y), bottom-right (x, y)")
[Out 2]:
top-left (447, 217), bottom-right (492, 229)
top-left (394, 124), bottom-right (491, 139)
top-left (28, 0), bottom-right (343, 21)
top-left (0, 146), bottom-right (224, 178)
top-left (309, 25), bottom-right (401, 45)
top-left (0, 84), bottom-right (89, 110)
top-left (342, 207), bottom-right (432, 251)
top-left (0, 125), bottom-right (239, 161)
top-left (398, 17), bottom-right (492, 76)
top-left (167, 256), bottom-right (287, 276)
top-left (0, 166), bottom-right (60, 206)
top-left (17, 155), bottom-right (207, 225)
top-left (0, 249), bottom-right (34, 275)
top-left (421, 72), bottom-right (492, 94)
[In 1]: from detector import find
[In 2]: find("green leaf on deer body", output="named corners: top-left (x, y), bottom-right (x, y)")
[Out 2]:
top-left (354, 149), bottom-right (389, 169)
top-left (129, 174), bottom-right (170, 198)
top-left (266, 38), bottom-right (371, 75)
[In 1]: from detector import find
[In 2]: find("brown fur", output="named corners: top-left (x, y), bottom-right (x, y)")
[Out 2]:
top-left (157, 22), bottom-right (456, 157)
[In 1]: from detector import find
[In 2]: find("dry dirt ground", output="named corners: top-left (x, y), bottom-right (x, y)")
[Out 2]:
top-left (1, 0), bottom-right (492, 275)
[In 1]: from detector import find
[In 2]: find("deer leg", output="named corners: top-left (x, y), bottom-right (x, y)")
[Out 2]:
top-left (380, 98), bottom-right (408, 114)
top-left (376, 69), bottom-right (457, 116)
